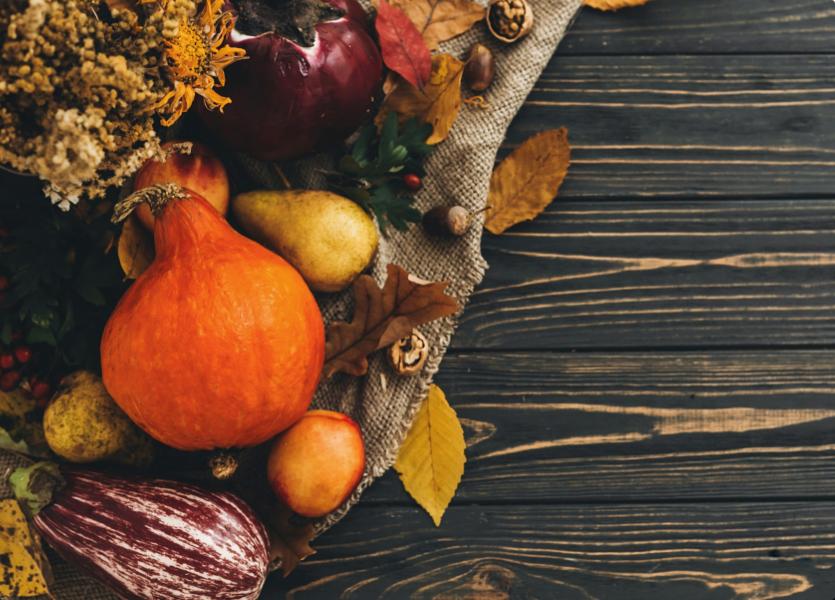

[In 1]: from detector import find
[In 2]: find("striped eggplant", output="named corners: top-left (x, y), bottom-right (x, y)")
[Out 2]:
top-left (33, 469), bottom-right (270, 600)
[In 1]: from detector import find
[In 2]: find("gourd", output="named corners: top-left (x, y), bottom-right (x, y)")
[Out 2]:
top-left (101, 184), bottom-right (324, 450)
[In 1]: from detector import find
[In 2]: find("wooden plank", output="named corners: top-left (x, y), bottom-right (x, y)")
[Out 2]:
top-left (363, 351), bottom-right (835, 503)
top-left (563, 0), bottom-right (835, 55)
top-left (453, 199), bottom-right (835, 350)
top-left (509, 55), bottom-right (835, 199)
top-left (264, 502), bottom-right (835, 599)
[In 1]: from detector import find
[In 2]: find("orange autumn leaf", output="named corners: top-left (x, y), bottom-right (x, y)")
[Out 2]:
top-left (377, 53), bottom-right (465, 145)
top-left (390, 0), bottom-right (485, 50)
top-left (484, 128), bottom-right (571, 235)
top-left (584, 0), bottom-right (651, 11)
top-left (324, 264), bottom-right (459, 378)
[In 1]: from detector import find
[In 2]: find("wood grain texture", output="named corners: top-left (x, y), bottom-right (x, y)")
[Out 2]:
top-left (563, 0), bottom-right (835, 55)
top-left (261, 3), bottom-right (835, 598)
top-left (264, 503), bottom-right (835, 599)
top-left (363, 351), bottom-right (835, 503)
top-left (507, 55), bottom-right (835, 200)
top-left (453, 200), bottom-right (835, 350)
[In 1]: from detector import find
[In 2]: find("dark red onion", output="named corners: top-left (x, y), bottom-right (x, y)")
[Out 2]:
top-left (199, 0), bottom-right (383, 161)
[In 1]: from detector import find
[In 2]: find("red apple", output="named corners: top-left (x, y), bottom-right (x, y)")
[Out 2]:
top-left (267, 410), bottom-right (365, 518)
top-left (133, 141), bottom-right (229, 230)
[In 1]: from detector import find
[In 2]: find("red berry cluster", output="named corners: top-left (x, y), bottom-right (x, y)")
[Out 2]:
top-left (0, 333), bottom-right (51, 402)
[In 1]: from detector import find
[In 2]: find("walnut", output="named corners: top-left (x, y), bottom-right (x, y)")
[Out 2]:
top-left (487, 0), bottom-right (534, 44)
top-left (388, 330), bottom-right (430, 376)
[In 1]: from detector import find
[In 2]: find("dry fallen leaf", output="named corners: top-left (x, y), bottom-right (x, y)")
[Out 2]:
top-left (376, 0), bottom-right (433, 89)
top-left (117, 216), bottom-right (154, 279)
top-left (584, 0), bottom-right (651, 11)
top-left (484, 128), bottom-right (571, 235)
top-left (324, 264), bottom-right (459, 378)
top-left (390, 0), bottom-right (485, 50)
top-left (377, 53), bottom-right (465, 145)
top-left (0, 499), bottom-right (52, 598)
top-left (266, 504), bottom-right (316, 577)
top-left (395, 385), bottom-right (465, 526)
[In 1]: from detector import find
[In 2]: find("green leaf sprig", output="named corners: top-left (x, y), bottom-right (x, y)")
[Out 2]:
top-left (0, 173), bottom-right (126, 379)
top-left (330, 113), bottom-right (433, 232)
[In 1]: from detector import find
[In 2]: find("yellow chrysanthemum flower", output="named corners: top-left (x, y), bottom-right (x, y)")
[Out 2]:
top-left (144, 0), bottom-right (246, 126)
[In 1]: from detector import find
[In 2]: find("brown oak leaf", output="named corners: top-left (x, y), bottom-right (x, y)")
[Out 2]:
top-left (390, 0), bottom-right (485, 50)
top-left (376, 53), bottom-right (465, 145)
top-left (584, 0), bottom-right (651, 11)
top-left (324, 264), bottom-right (459, 378)
top-left (266, 505), bottom-right (317, 577)
top-left (484, 128), bottom-right (571, 235)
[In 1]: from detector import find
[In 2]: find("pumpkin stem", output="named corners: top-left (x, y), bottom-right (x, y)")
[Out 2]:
top-left (112, 183), bottom-right (188, 224)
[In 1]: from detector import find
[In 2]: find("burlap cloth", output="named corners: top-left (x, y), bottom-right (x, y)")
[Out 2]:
top-left (0, 0), bottom-right (581, 597)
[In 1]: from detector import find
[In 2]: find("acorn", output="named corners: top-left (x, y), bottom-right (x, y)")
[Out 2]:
top-left (487, 0), bottom-right (534, 44)
top-left (423, 205), bottom-right (487, 238)
top-left (463, 44), bottom-right (496, 92)
top-left (388, 330), bottom-right (429, 376)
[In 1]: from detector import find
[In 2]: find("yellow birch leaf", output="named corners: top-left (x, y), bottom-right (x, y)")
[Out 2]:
top-left (377, 54), bottom-right (465, 145)
top-left (584, 0), bottom-right (651, 11)
top-left (484, 128), bottom-right (571, 235)
top-left (0, 499), bottom-right (51, 597)
top-left (117, 216), bottom-right (154, 279)
top-left (390, 0), bottom-right (486, 50)
top-left (395, 385), bottom-right (465, 526)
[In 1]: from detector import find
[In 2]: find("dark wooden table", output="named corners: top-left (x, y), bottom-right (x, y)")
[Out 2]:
top-left (266, 2), bottom-right (835, 597)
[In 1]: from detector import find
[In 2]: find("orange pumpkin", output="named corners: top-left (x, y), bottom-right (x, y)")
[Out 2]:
top-left (101, 185), bottom-right (324, 450)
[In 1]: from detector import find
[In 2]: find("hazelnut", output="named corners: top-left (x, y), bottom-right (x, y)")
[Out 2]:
top-left (388, 330), bottom-right (429, 376)
top-left (487, 0), bottom-right (534, 44)
top-left (463, 44), bottom-right (496, 92)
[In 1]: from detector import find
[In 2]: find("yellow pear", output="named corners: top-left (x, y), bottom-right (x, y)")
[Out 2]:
top-left (44, 371), bottom-right (154, 467)
top-left (232, 190), bottom-right (379, 293)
